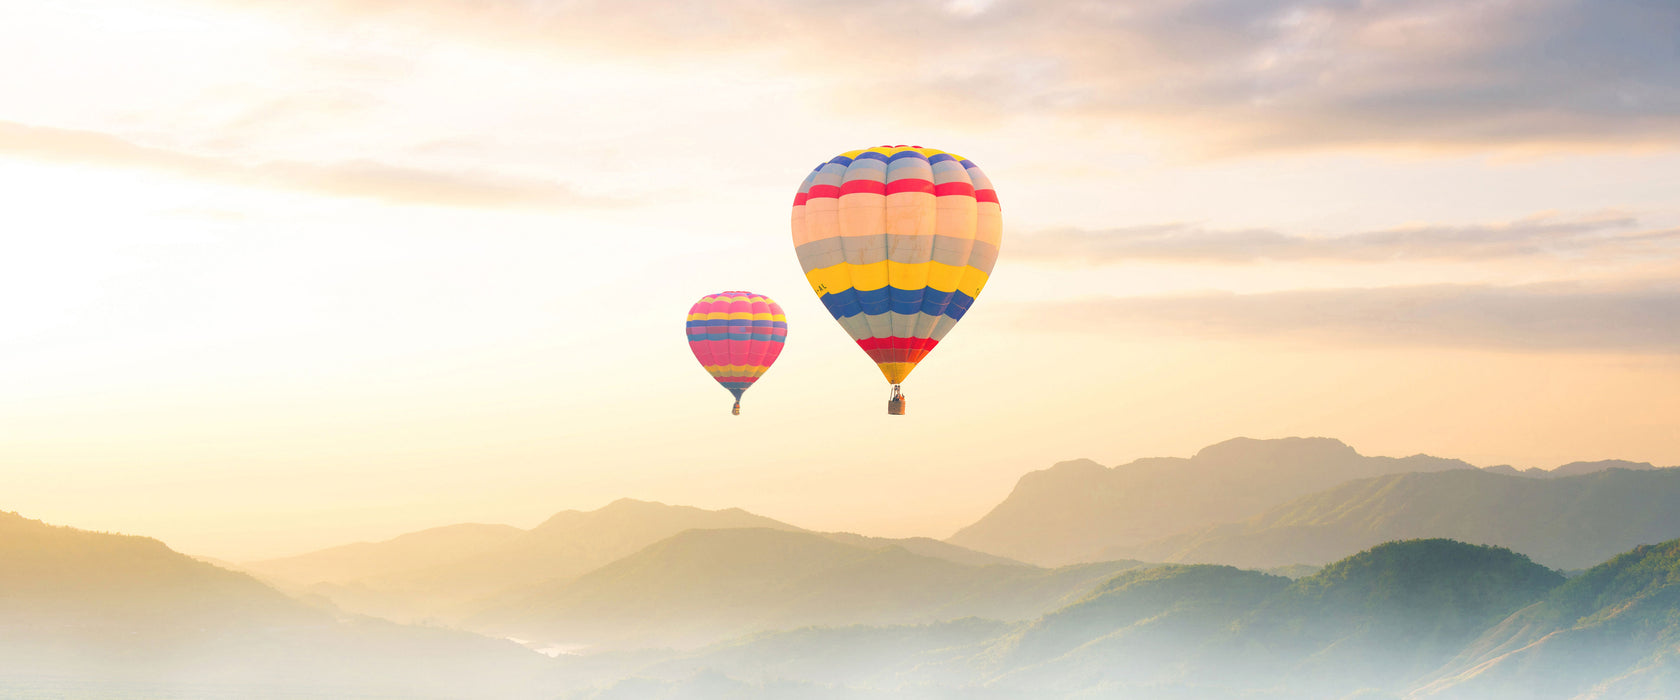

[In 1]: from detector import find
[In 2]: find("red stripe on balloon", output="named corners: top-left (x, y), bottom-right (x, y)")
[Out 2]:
top-left (855, 337), bottom-right (940, 352)
top-left (885, 179), bottom-right (936, 195)
top-left (839, 180), bottom-right (887, 196)
top-left (933, 182), bottom-right (975, 197)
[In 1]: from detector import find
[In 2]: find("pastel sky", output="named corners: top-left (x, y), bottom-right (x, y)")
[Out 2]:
top-left (2, 0), bottom-right (1677, 560)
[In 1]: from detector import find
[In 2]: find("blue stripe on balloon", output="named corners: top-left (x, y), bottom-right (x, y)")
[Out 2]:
top-left (819, 287), bottom-right (864, 319)
top-left (887, 150), bottom-right (930, 163)
top-left (919, 287), bottom-right (955, 317)
top-left (853, 151), bottom-right (890, 162)
top-left (928, 153), bottom-right (955, 164)
top-left (819, 287), bottom-right (974, 321)
top-left (888, 286), bottom-right (924, 315)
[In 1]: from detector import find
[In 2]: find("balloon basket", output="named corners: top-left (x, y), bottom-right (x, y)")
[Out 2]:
top-left (887, 385), bottom-right (906, 415)
top-left (731, 402), bottom-right (741, 416)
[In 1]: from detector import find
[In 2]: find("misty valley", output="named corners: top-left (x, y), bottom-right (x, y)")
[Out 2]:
top-left (5, 437), bottom-right (1680, 699)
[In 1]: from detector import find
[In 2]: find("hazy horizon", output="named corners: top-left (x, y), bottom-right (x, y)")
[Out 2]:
top-left (4, 0), bottom-right (1679, 561)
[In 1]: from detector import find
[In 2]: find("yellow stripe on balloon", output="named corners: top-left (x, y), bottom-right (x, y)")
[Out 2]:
top-left (703, 365), bottom-right (770, 376)
top-left (688, 313), bottom-right (788, 322)
top-left (805, 261), bottom-right (991, 298)
top-left (876, 362), bottom-right (916, 384)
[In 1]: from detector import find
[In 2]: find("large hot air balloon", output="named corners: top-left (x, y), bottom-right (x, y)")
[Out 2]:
top-left (685, 291), bottom-right (788, 415)
top-left (791, 145), bottom-right (1000, 414)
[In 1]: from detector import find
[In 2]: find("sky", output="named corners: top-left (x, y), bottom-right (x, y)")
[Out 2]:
top-left (2, 0), bottom-right (1678, 560)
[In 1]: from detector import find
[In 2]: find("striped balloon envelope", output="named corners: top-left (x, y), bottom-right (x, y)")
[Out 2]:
top-left (791, 145), bottom-right (1000, 414)
top-left (685, 291), bottom-right (788, 415)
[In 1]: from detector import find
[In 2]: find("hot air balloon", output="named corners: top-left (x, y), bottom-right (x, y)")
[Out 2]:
top-left (791, 145), bottom-right (1000, 415)
top-left (685, 291), bottom-right (788, 415)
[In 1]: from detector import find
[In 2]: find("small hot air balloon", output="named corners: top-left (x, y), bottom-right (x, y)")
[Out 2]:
top-left (685, 291), bottom-right (788, 415)
top-left (791, 145), bottom-right (1000, 414)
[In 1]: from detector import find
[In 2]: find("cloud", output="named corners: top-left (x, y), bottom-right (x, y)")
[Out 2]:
top-left (1011, 215), bottom-right (1680, 265)
top-left (258, 0), bottom-right (1680, 152)
top-left (0, 120), bottom-right (611, 210)
top-left (1007, 281), bottom-right (1680, 354)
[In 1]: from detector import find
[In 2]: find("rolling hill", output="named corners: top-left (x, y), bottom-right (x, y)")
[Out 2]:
top-left (0, 511), bottom-right (567, 699)
top-left (468, 527), bottom-right (1148, 651)
top-left (947, 436), bottom-right (1473, 566)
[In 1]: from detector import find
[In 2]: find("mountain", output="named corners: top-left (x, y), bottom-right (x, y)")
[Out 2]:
top-left (1412, 537), bottom-right (1680, 700)
top-left (1482, 459), bottom-right (1661, 478)
top-left (468, 527), bottom-right (1148, 651)
top-left (0, 511), bottom-right (567, 699)
top-left (245, 522), bottom-right (525, 587)
top-left (1549, 459), bottom-right (1661, 477)
top-left (948, 437), bottom-right (1473, 566)
top-left (245, 498), bottom-right (805, 623)
top-left (0, 510), bottom-right (301, 628)
top-left (1123, 466), bottom-right (1680, 570)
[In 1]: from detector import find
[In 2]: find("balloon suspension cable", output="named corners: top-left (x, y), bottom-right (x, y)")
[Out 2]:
top-left (731, 401), bottom-right (741, 416)
top-left (890, 385), bottom-right (902, 400)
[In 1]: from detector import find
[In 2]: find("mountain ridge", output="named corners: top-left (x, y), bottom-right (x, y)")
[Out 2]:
top-left (947, 436), bottom-right (1475, 565)
top-left (1117, 466), bottom-right (1680, 570)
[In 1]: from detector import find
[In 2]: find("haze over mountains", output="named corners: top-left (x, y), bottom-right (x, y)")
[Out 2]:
top-left (8, 435), bottom-right (1679, 698)
top-left (469, 527), bottom-right (1146, 650)
top-left (246, 498), bottom-right (806, 622)
top-left (0, 511), bottom-right (564, 699)
top-left (573, 538), bottom-right (1680, 699)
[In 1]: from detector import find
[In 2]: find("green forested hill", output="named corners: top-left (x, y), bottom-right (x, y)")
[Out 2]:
top-left (1413, 538), bottom-right (1680, 700)
top-left (614, 539), bottom-right (1605, 699)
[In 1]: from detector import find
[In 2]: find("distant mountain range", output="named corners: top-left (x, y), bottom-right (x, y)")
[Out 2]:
top-left (238, 436), bottom-right (1677, 645)
top-left (245, 498), bottom-right (806, 622)
top-left (245, 499), bottom-right (1032, 629)
top-left (467, 527), bottom-right (1145, 650)
top-left (1113, 466), bottom-right (1680, 570)
top-left (1483, 459), bottom-right (1660, 478)
top-left (947, 437), bottom-right (1474, 566)
top-left (10, 454), bottom-right (1680, 700)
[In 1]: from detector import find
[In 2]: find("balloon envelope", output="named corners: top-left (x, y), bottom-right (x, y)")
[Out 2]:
top-left (791, 145), bottom-right (1000, 385)
top-left (685, 291), bottom-right (787, 411)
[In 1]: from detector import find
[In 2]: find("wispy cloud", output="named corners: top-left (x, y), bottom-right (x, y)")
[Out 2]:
top-left (0, 120), bottom-right (610, 210)
top-left (272, 0), bottom-right (1680, 152)
top-left (1011, 215), bottom-right (1680, 265)
top-left (1009, 282), bottom-right (1680, 354)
